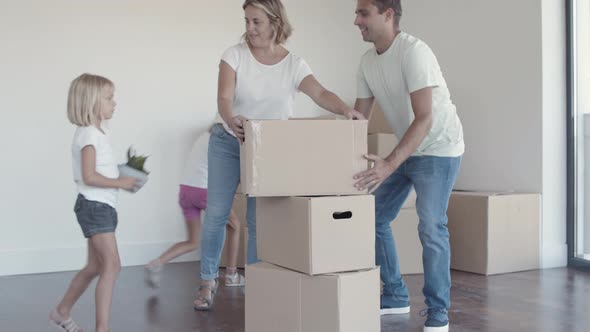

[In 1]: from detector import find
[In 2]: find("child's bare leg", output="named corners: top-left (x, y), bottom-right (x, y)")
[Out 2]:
top-left (224, 209), bottom-right (245, 287)
top-left (145, 216), bottom-right (201, 288)
top-left (149, 216), bottom-right (200, 267)
top-left (225, 209), bottom-right (241, 274)
top-left (90, 232), bottom-right (121, 332)
top-left (54, 239), bottom-right (101, 318)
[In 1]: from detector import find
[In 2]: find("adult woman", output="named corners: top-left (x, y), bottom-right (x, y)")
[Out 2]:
top-left (194, 0), bottom-right (363, 310)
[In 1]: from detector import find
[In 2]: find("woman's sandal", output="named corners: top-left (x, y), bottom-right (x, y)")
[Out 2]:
top-left (193, 279), bottom-right (219, 311)
top-left (49, 310), bottom-right (83, 332)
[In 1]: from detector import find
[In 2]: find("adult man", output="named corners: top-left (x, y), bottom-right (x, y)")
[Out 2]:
top-left (352, 1), bottom-right (464, 331)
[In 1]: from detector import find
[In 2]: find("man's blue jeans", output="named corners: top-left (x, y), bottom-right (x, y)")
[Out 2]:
top-left (199, 124), bottom-right (258, 281)
top-left (375, 155), bottom-right (461, 310)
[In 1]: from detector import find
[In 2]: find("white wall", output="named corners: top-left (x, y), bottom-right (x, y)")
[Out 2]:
top-left (0, 0), bottom-right (366, 276)
top-left (402, 0), bottom-right (566, 268)
top-left (403, 1), bottom-right (543, 193)
top-left (0, 0), bottom-right (568, 276)
top-left (542, 0), bottom-right (567, 267)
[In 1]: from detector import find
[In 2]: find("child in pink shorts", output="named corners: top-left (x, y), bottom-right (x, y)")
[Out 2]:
top-left (144, 131), bottom-right (244, 287)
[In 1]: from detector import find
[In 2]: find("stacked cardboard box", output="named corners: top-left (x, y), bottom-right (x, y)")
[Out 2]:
top-left (241, 119), bottom-right (380, 332)
top-left (368, 104), bottom-right (423, 275)
top-left (447, 191), bottom-right (541, 275)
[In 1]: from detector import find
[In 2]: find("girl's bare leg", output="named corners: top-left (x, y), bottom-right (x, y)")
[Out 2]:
top-left (149, 216), bottom-right (200, 267)
top-left (90, 232), bottom-right (121, 332)
top-left (54, 239), bottom-right (101, 319)
top-left (225, 209), bottom-right (241, 275)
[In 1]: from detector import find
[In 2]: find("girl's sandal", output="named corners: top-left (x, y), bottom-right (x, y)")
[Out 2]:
top-left (193, 279), bottom-right (219, 311)
top-left (224, 272), bottom-right (245, 287)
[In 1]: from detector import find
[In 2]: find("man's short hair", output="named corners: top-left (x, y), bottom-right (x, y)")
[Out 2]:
top-left (372, 0), bottom-right (402, 26)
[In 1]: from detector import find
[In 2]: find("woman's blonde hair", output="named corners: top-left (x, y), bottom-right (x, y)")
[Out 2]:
top-left (67, 73), bottom-right (114, 126)
top-left (242, 0), bottom-right (292, 46)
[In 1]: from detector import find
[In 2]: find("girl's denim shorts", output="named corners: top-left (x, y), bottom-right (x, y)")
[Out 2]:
top-left (74, 194), bottom-right (118, 238)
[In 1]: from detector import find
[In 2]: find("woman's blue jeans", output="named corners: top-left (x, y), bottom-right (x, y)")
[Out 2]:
top-left (199, 124), bottom-right (258, 280)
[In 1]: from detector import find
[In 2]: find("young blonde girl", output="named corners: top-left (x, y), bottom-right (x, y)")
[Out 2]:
top-left (50, 73), bottom-right (137, 332)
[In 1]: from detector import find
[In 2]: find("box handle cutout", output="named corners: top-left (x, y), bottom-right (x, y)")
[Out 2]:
top-left (332, 211), bottom-right (353, 220)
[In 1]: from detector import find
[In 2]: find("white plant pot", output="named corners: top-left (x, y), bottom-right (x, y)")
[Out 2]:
top-left (118, 164), bottom-right (149, 193)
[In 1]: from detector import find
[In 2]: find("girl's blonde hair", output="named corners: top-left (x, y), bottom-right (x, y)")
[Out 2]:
top-left (67, 73), bottom-right (114, 126)
top-left (242, 0), bottom-right (293, 46)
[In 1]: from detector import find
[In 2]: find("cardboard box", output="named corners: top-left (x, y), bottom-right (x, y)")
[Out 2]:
top-left (368, 104), bottom-right (394, 134)
top-left (367, 133), bottom-right (416, 209)
top-left (257, 195), bottom-right (375, 275)
top-left (240, 119), bottom-right (368, 197)
top-left (368, 133), bottom-right (398, 158)
top-left (219, 194), bottom-right (247, 268)
top-left (392, 208), bottom-right (423, 275)
top-left (291, 114), bottom-right (346, 120)
top-left (447, 191), bottom-right (541, 275)
top-left (246, 262), bottom-right (380, 332)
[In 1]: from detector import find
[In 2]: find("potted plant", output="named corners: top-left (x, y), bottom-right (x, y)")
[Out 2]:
top-left (118, 146), bottom-right (150, 192)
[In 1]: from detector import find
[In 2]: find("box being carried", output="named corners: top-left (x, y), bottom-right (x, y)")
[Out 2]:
top-left (367, 132), bottom-right (416, 209)
top-left (240, 119), bottom-right (368, 197)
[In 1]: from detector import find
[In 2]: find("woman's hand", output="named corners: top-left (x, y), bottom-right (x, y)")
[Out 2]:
top-left (230, 115), bottom-right (247, 142)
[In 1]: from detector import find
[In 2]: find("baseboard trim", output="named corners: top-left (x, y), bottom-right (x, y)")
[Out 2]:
top-left (0, 241), bottom-right (201, 277)
top-left (541, 243), bottom-right (568, 268)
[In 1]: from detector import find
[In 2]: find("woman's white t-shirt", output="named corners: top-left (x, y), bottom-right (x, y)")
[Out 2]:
top-left (72, 126), bottom-right (119, 208)
top-left (180, 132), bottom-right (209, 189)
top-left (219, 42), bottom-right (313, 135)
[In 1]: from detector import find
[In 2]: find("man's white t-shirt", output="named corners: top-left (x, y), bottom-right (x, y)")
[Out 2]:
top-left (72, 126), bottom-right (119, 207)
top-left (180, 132), bottom-right (209, 189)
top-left (357, 32), bottom-right (464, 157)
top-left (219, 42), bottom-right (313, 135)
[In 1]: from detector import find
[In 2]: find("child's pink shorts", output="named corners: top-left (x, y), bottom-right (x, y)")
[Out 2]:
top-left (178, 185), bottom-right (207, 221)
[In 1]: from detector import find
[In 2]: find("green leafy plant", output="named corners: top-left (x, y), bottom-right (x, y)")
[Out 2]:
top-left (126, 146), bottom-right (149, 174)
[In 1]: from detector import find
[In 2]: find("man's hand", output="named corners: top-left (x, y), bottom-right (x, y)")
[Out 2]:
top-left (354, 154), bottom-right (397, 193)
top-left (345, 109), bottom-right (366, 120)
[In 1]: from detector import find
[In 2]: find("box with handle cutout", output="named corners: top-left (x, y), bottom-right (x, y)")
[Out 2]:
top-left (256, 195), bottom-right (375, 275)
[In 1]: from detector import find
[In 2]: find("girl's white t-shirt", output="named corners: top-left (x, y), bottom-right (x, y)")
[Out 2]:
top-left (218, 42), bottom-right (313, 135)
top-left (72, 126), bottom-right (119, 208)
top-left (180, 132), bottom-right (209, 189)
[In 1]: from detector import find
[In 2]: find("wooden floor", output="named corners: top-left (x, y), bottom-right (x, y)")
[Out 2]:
top-left (1, 263), bottom-right (589, 332)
